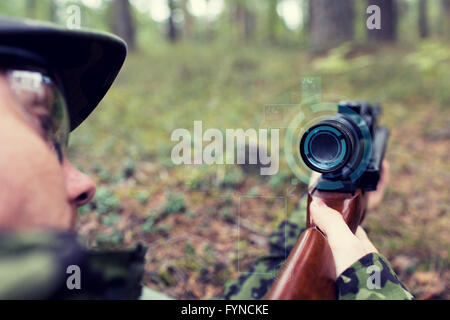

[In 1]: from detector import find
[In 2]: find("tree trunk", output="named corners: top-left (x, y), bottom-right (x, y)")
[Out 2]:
top-left (234, 1), bottom-right (254, 42)
top-left (267, 0), bottom-right (278, 43)
top-left (26, 0), bottom-right (37, 18)
top-left (167, 0), bottom-right (178, 42)
top-left (305, 0), bottom-right (313, 33)
top-left (443, 0), bottom-right (450, 16)
top-left (49, 0), bottom-right (58, 22)
top-left (367, 0), bottom-right (397, 42)
top-left (418, 0), bottom-right (428, 38)
top-left (182, 0), bottom-right (193, 39)
top-left (112, 0), bottom-right (136, 50)
top-left (442, 0), bottom-right (450, 37)
top-left (309, 0), bottom-right (355, 51)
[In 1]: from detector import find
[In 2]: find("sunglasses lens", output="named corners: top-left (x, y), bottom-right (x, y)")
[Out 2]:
top-left (6, 70), bottom-right (69, 160)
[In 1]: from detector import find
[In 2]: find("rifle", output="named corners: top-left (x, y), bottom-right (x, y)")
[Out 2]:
top-left (265, 101), bottom-right (389, 300)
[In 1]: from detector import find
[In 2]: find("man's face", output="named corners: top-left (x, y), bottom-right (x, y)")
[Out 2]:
top-left (0, 75), bottom-right (95, 231)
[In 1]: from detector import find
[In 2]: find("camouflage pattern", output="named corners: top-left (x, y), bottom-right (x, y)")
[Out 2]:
top-left (0, 232), bottom-right (145, 299)
top-left (222, 195), bottom-right (414, 300)
top-left (337, 253), bottom-right (414, 300)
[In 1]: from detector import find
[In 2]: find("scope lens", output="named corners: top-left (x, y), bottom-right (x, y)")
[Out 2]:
top-left (300, 124), bottom-right (350, 173)
top-left (310, 133), bottom-right (340, 163)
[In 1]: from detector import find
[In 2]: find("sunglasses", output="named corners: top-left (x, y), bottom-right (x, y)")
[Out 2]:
top-left (4, 69), bottom-right (69, 163)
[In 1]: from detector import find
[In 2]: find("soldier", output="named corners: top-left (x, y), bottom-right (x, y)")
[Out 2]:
top-left (0, 17), bottom-right (412, 300)
top-left (0, 17), bottom-right (145, 299)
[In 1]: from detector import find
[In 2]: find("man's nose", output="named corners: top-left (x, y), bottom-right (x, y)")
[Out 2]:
top-left (64, 160), bottom-right (96, 207)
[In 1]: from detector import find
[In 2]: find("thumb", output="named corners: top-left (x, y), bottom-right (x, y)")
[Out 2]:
top-left (310, 200), bottom-right (369, 277)
top-left (310, 200), bottom-right (354, 245)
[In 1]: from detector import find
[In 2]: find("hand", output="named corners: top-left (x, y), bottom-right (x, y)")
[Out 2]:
top-left (310, 200), bottom-right (379, 278)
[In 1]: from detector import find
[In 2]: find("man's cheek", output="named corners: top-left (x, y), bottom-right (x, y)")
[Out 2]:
top-left (0, 130), bottom-right (68, 220)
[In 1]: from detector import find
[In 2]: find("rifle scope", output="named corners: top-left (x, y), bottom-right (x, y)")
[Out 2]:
top-left (299, 102), bottom-right (372, 178)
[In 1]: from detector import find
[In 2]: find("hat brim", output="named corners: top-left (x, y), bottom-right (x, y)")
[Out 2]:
top-left (0, 18), bottom-right (127, 131)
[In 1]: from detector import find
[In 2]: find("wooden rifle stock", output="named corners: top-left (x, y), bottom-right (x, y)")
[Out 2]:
top-left (265, 188), bottom-right (367, 300)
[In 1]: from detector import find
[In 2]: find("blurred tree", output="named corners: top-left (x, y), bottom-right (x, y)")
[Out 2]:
top-left (167, 0), bottom-right (178, 42)
top-left (418, 0), bottom-right (428, 38)
top-left (182, 0), bottom-right (193, 39)
top-left (443, 0), bottom-right (450, 37)
top-left (111, 0), bottom-right (136, 50)
top-left (26, 0), bottom-right (37, 18)
top-left (305, 0), bottom-right (312, 32)
top-left (232, 0), bottom-right (255, 42)
top-left (367, 0), bottom-right (397, 42)
top-left (267, 0), bottom-right (279, 43)
top-left (443, 0), bottom-right (450, 14)
top-left (309, 0), bottom-right (354, 51)
top-left (48, 0), bottom-right (58, 23)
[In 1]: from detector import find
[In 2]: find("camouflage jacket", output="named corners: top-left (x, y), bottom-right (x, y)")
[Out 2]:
top-left (0, 232), bottom-right (144, 299)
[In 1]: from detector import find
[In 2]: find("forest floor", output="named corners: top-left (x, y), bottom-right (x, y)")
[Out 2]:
top-left (70, 40), bottom-right (449, 300)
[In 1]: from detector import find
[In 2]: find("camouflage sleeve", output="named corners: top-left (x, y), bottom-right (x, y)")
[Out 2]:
top-left (222, 195), bottom-right (308, 300)
top-left (0, 232), bottom-right (145, 299)
top-left (0, 232), bottom-right (85, 299)
top-left (337, 252), bottom-right (414, 300)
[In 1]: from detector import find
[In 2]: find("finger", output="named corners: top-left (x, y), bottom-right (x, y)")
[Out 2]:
top-left (355, 226), bottom-right (378, 254)
top-left (311, 201), bottom-right (370, 277)
top-left (310, 200), bottom-right (354, 243)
